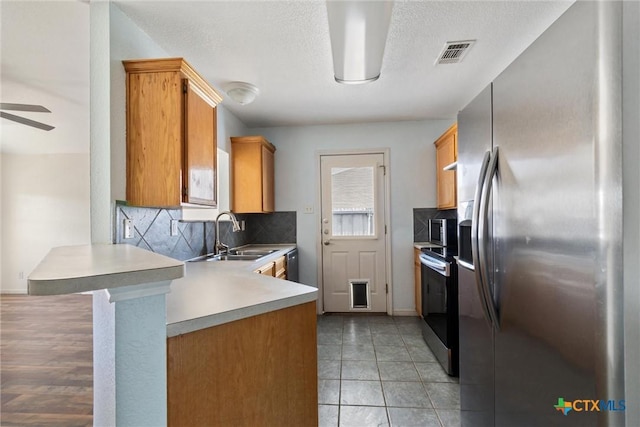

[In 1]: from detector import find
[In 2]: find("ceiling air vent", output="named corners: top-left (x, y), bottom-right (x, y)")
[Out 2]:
top-left (436, 40), bottom-right (476, 65)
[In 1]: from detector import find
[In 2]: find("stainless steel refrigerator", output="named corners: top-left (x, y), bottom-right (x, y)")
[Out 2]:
top-left (456, 2), bottom-right (624, 426)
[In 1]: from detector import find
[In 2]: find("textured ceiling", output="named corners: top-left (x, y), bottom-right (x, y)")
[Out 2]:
top-left (0, 1), bottom-right (575, 155)
top-left (114, 0), bottom-right (574, 128)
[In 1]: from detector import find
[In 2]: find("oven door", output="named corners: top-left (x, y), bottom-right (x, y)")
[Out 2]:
top-left (420, 253), bottom-right (458, 376)
top-left (421, 254), bottom-right (450, 345)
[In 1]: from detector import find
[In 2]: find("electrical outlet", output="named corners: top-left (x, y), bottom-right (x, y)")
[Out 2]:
top-left (123, 219), bottom-right (133, 239)
top-left (18, 271), bottom-right (24, 280)
top-left (240, 220), bottom-right (246, 231)
top-left (170, 219), bottom-right (179, 236)
top-left (303, 205), bottom-right (314, 214)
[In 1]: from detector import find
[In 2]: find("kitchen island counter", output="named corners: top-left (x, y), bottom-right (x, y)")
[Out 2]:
top-left (27, 243), bottom-right (185, 295)
top-left (28, 242), bottom-right (316, 338)
top-left (166, 244), bottom-right (316, 337)
top-left (166, 244), bottom-right (318, 427)
top-left (27, 244), bottom-right (318, 426)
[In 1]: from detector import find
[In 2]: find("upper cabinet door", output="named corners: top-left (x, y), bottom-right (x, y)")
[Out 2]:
top-left (184, 82), bottom-right (217, 206)
top-left (231, 136), bottom-right (276, 213)
top-left (126, 71), bottom-right (183, 207)
top-left (261, 145), bottom-right (275, 213)
top-left (434, 123), bottom-right (458, 210)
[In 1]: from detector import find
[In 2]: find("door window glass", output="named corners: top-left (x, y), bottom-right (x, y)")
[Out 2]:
top-left (331, 166), bottom-right (375, 236)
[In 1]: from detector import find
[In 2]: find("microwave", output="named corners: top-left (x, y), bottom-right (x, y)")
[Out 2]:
top-left (428, 218), bottom-right (458, 247)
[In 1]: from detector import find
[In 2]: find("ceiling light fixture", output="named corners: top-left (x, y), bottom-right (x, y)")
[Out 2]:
top-left (224, 82), bottom-right (260, 105)
top-left (326, 0), bottom-right (394, 84)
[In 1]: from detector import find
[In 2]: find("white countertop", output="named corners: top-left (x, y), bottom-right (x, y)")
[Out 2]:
top-left (28, 244), bottom-right (185, 296)
top-left (165, 244), bottom-right (317, 337)
top-left (28, 243), bottom-right (316, 338)
top-left (414, 242), bottom-right (444, 250)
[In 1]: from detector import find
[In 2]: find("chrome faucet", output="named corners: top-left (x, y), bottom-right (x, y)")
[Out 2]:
top-left (214, 211), bottom-right (241, 255)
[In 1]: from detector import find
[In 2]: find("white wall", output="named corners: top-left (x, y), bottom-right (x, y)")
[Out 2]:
top-left (90, 1), bottom-right (112, 244)
top-left (251, 119), bottom-right (454, 314)
top-left (1, 154), bottom-right (90, 293)
top-left (1, 1), bottom-right (91, 293)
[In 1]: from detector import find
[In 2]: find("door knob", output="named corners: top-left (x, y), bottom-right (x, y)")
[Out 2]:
top-left (323, 241), bottom-right (330, 246)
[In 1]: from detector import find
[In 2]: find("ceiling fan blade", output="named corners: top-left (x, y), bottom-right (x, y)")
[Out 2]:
top-left (0, 103), bottom-right (51, 113)
top-left (0, 111), bottom-right (55, 131)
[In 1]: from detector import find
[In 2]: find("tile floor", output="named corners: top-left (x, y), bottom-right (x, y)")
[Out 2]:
top-left (317, 315), bottom-right (460, 427)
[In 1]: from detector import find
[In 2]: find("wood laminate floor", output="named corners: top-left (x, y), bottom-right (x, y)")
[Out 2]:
top-left (0, 294), bottom-right (93, 427)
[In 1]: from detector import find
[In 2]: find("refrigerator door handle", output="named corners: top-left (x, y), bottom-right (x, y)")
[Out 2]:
top-left (471, 150), bottom-right (495, 328)
top-left (478, 146), bottom-right (500, 330)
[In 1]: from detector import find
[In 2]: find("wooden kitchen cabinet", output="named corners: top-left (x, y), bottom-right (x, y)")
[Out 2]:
top-left (254, 256), bottom-right (286, 279)
top-left (255, 261), bottom-right (275, 277)
top-left (123, 58), bottom-right (222, 207)
top-left (274, 256), bottom-right (286, 280)
top-left (167, 302), bottom-right (318, 426)
top-left (434, 123), bottom-right (458, 210)
top-left (414, 248), bottom-right (422, 317)
top-left (231, 136), bottom-right (276, 213)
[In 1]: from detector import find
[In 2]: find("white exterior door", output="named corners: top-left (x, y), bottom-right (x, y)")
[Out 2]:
top-left (320, 153), bottom-right (388, 313)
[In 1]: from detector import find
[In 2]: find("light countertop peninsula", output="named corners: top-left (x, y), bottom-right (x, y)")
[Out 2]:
top-left (28, 244), bottom-right (185, 296)
top-left (28, 244), bottom-right (317, 338)
top-left (166, 244), bottom-right (317, 337)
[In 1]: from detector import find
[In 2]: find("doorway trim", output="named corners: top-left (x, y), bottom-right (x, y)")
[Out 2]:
top-left (315, 148), bottom-right (392, 315)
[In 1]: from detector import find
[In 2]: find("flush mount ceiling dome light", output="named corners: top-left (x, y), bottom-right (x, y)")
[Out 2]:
top-left (326, 0), bottom-right (394, 84)
top-left (224, 82), bottom-right (260, 105)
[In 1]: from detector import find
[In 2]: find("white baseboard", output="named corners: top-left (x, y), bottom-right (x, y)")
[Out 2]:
top-left (392, 309), bottom-right (419, 317)
top-left (0, 289), bottom-right (28, 295)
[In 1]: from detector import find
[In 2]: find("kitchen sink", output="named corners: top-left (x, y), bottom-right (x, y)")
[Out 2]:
top-left (228, 249), bottom-right (277, 256)
top-left (207, 254), bottom-right (264, 261)
top-left (188, 247), bottom-right (280, 262)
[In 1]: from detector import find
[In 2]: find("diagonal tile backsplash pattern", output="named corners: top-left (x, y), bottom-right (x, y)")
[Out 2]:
top-left (114, 204), bottom-right (216, 260)
top-left (114, 203), bottom-right (296, 261)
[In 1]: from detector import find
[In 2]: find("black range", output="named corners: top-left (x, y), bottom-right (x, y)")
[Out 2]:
top-left (418, 242), bottom-right (459, 376)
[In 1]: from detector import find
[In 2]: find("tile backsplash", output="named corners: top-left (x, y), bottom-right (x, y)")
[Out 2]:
top-left (114, 202), bottom-right (296, 261)
top-left (413, 207), bottom-right (457, 242)
top-left (243, 211), bottom-right (296, 244)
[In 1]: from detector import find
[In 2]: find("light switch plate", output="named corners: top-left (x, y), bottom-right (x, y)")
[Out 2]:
top-left (303, 205), bottom-right (314, 214)
top-left (170, 219), bottom-right (179, 236)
